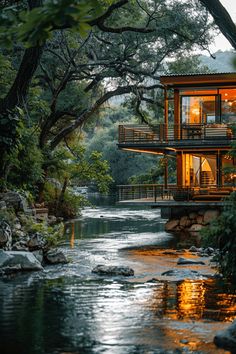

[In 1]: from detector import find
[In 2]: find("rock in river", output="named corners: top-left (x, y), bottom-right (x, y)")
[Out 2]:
top-left (177, 257), bottom-right (205, 265)
top-left (214, 319), bottom-right (236, 352)
top-left (0, 250), bottom-right (43, 272)
top-left (92, 265), bottom-right (134, 276)
top-left (161, 269), bottom-right (205, 280)
top-left (44, 248), bottom-right (68, 264)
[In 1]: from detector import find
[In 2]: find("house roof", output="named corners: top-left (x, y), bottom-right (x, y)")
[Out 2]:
top-left (160, 72), bottom-right (236, 87)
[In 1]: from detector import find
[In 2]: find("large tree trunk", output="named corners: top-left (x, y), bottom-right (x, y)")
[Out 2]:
top-left (0, 0), bottom-right (43, 180)
top-left (0, 46), bottom-right (43, 115)
top-left (199, 0), bottom-right (236, 50)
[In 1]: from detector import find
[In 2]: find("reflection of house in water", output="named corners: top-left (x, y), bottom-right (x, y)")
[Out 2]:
top-left (118, 73), bottom-right (236, 206)
top-left (150, 279), bottom-right (236, 322)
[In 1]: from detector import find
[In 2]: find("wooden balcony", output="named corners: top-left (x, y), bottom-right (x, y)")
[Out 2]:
top-left (118, 124), bottom-right (234, 146)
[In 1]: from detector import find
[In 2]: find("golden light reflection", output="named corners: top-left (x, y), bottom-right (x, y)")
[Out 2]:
top-left (177, 280), bottom-right (206, 320)
top-left (70, 223), bottom-right (75, 249)
top-left (150, 277), bottom-right (236, 322)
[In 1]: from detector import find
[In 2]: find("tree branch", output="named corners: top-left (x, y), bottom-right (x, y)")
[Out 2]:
top-left (199, 0), bottom-right (236, 50)
top-left (50, 83), bottom-right (163, 149)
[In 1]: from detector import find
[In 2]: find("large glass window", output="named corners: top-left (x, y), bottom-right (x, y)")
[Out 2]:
top-left (220, 89), bottom-right (236, 124)
top-left (181, 96), bottom-right (216, 124)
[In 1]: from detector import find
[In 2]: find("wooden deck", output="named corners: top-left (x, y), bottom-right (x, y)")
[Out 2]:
top-left (118, 198), bottom-right (226, 207)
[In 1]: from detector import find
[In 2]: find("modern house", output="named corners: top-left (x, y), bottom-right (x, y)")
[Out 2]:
top-left (118, 73), bottom-right (236, 204)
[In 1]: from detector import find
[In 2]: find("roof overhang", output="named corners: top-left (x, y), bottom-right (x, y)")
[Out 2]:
top-left (160, 72), bottom-right (236, 88)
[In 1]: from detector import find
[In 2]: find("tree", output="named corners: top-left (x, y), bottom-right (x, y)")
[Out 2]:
top-left (33, 0), bottom-right (215, 152)
top-left (0, 1), bottom-right (214, 148)
top-left (199, 0), bottom-right (236, 50)
top-left (42, 142), bottom-right (113, 217)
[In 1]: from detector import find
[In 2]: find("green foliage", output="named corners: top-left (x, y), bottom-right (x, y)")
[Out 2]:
top-left (0, 53), bottom-right (16, 98)
top-left (0, 110), bottom-right (20, 153)
top-left (41, 141), bottom-right (112, 218)
top-left (129, 157), bottom-right (176, 184)
top-left (86, 121), bottom-right (158, 185)
top-left (201, 192), bottom-right (236, 281)
top-left (6, 125), bottom-right (44, 192)
top-left (43, 180), bottom-right (90, 218)
top-left (23, 217), bottom-right (64, 248)
top-left (0, 208), bottom-right (16, 228)
top-left (18, 0), bottom-right (102, 46)
top-left (166, 55), bottom-right (212, 74)
top-left (0, 0), bottom-right (103, 47)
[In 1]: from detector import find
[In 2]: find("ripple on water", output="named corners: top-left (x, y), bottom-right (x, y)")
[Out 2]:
top-left (80, 206), bottom-right (161, 221)
top-left (0, 205), bottom-right (235, 354)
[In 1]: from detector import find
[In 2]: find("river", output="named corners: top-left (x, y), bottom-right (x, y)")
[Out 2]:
top-left (0, 198), bottom-right (235, 354)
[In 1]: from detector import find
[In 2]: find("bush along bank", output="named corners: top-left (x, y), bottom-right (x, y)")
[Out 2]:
top-left (0, 191), bottom-right (68, 275)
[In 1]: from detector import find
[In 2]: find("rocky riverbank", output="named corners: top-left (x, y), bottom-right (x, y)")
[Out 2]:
top-left (0, 191), bottom-right (68, 275)
top-left (165, 209), bottom-right (220, 233)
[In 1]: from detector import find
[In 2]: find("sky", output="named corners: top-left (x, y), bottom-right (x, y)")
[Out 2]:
top-left (211, 0), bottom-right (236, 51)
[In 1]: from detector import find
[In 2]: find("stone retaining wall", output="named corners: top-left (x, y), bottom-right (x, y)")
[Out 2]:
top-left (165, 209), bottom-right (220, 233)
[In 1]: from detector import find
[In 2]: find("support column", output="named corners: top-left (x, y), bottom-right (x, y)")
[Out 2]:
top-left (164, 155), bottom-right (168, 189)
top-left (216, 150), bottom-right (222, 187)
top-left (174, 89), bottom-right (180, 139)
top-left (164, 87), bottom-right (168, 141)
top-left (176, 152), bottom-right (183, 188)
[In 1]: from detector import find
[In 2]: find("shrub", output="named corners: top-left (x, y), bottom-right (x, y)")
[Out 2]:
top-left (201, 192), bottom-right (236, 281)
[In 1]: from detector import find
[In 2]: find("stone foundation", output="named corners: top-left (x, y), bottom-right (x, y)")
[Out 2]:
top-left (165, 209), bottom-right (220, 233)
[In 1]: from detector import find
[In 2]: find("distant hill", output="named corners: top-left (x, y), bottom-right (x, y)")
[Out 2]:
top-left (200, 50), bottom-right (236, 72)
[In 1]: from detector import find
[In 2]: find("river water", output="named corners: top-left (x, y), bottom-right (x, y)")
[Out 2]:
top-left (0, 199), bottom-right (235, 354)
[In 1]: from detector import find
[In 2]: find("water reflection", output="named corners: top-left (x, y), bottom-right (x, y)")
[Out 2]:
top-left (70, 223), bottom-right (74, 249)
top-left (0, 204), bottom-right (235, 354)
top-left (150, 279), bottom-right (236, 322)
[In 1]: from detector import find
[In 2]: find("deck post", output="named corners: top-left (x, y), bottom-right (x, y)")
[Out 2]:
top-left (177, 152), bottom-right (183, 187)
top-left (164, 87), bottom-right (168, 141)
top-left (217, 150), bottom-right (222, 187)
top-left (164, 155), bottom-right (168, 189)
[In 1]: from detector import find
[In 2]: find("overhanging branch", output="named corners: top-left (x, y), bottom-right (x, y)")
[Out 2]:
top-left (199, 0), bottom-right (236, 50)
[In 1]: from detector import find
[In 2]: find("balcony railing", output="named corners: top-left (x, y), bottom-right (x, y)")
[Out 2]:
top-left (118, 123), bottom-right (235, 144)
top-left (118, 184), bottom-right (233, 203)
top-left (118, 184), bottom-right (191, 202)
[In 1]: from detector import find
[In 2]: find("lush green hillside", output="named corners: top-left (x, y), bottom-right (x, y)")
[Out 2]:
top-left (200, 50), bottom-right (236, 72)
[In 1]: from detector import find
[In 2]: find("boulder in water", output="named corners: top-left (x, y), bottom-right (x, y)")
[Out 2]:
top-left (0, 250), bottom-right (43, 271)
top-left (177, 257), bottom-right (205, 265)
top-left (92, 265), bottom-right (134, 276)
top-left (214, 320), bottom-right (236, 352)
top-left (44, 248), bottom-right (68, 264)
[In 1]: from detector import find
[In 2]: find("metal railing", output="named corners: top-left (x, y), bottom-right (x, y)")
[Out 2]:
top-left (118, 123), bottom-right (235, 144)
top-left (118, 184), bottom-right (192, 202)
top-left (117, 184), bottom-right (234, 202)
